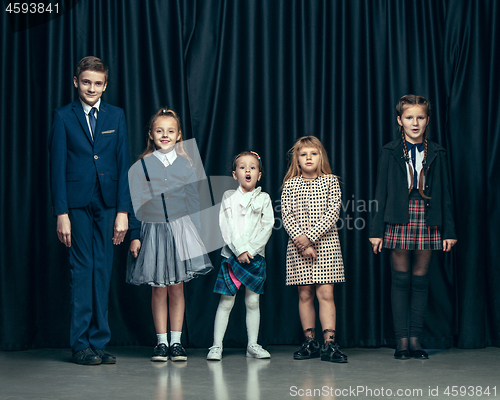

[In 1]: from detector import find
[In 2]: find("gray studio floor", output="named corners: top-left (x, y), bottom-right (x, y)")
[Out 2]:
top-left (1, 346), bottom-right (499, 400)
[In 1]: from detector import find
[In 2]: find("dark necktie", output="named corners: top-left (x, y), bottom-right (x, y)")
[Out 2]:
top-left (88, 107), bottom-right (97, 139)
top-left (407, 141), bottom-right (424, 189)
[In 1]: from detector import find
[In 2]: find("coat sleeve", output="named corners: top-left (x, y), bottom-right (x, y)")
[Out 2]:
top-left (305, 176), bottom-right (341, 243)
top-left (439, 151), bottom-right (457, 239)
top-left (281, 180), bottom-right (305, 240)
top-left (128, 161), bottom-right (146, 241)
top-left (369, 148), bottom-right (390, 238)
top-left (48, 108), bottom-right (68, 216)
top-left (115, 109), bottom-right (132, 213)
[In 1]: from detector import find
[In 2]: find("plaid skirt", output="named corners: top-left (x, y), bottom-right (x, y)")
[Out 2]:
top-left (213, 255), bottom-right (266, 296)
top-left (383, 200), bottom-right (442, 250)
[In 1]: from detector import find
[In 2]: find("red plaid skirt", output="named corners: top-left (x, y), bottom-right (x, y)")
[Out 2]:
top-left (383, 200), bottom-right (442, 250)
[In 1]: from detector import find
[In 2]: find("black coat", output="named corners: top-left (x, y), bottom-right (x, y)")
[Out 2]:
top-left (369, 139), bottom-right (457, 240)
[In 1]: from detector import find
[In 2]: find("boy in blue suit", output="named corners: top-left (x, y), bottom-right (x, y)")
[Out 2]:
top-left (49, 56), bottom-right (130, 365)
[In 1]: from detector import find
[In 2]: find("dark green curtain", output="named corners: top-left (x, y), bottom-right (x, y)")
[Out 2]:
top-left (1, 0), bottom-right (498, 350)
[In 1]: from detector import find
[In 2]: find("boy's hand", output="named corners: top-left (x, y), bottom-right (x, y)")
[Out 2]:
top-left (113, 212), bottom-right (128, 245)
top-left (294, 234), bottom-right (311, 251)
top-left (302, 246), bottom-right (317, 259)
top-left (369, 238), bottom-right (383, 254)
top-left (130, 239), bottom-right (141, 258)
top-left (237, 251), bottom-right (253, 264)
top-left (57, 213), bottom-right (71, 247)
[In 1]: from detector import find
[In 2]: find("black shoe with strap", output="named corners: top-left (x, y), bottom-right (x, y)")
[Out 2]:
top-left (293, 339), bottom-right (320, 360)
top-left (394, 349), bottom-right (411, 360)
top-left (410, 349), bottom-right (429, 359)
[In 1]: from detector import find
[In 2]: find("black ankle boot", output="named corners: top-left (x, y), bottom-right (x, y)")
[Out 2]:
top-left (321, 342), bottom-right (348, 363)
top-left (293, 339), bottom-right (320, 360)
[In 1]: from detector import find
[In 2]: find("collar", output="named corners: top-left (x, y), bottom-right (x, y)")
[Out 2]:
top-left (238, 186), bottom-right (263, 214)
top-left (153, 148), bottom-right (178, 166)
top-left (80, 98), bottom-right (101, 115)
top-left (405, 140), bottom-right (424, 152)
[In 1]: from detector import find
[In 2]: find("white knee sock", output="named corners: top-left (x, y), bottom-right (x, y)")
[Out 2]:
top-left (213, 294), bottom-right (236, 347)
top-left (245, 287), bottom-right (260, 346)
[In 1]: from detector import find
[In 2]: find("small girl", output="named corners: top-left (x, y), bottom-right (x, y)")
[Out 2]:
top-left (128, 108), bottom-right (213, 362)
top-left (369, 95), bottom-right (457, 360)
top-left (206, 151), bottom-right (274, 361)
top-left (281, 136), bottom-right (348, 363)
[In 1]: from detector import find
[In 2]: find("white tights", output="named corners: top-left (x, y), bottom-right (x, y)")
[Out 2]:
top-left (213, 287), bottom-right (260, 347)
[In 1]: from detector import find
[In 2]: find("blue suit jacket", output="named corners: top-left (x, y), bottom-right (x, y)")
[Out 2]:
top-left (49, 99), bottom-right (131, 215)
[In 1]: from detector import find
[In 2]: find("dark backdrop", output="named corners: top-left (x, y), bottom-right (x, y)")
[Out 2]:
top-left (1, 0), bottom-right (498, 351)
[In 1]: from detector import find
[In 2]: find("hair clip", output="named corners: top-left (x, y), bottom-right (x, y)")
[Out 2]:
top-left (250, 151), bottom-right (261, 160)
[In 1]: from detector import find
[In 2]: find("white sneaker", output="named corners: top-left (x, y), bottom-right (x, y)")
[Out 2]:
top-left (207, 345), bottom-right (223, 361)
top-left (246, 344), bottom-right (271, 359)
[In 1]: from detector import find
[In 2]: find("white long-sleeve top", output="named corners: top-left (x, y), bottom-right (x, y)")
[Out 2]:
top-left (219, 186), bottom-right (274, 258)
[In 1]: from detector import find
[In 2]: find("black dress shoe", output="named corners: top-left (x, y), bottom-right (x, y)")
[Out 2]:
top-left (410, 349), bottom-right (429, 359)
top-left (170, 343), bottom-right (187, 361)
top-left (93, 349), bottom-right (116, 364)
top-left (73, 348), bottom-right (101, 365)
top-left (394, 349), bottom-right (411, 360)
top-left (293, 339), bottom-right (320, 360)
top-left (321, 342), bottom-right (348, 363)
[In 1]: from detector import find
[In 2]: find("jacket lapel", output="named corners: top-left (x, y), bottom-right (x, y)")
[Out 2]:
top-left (72, 100), bottom-right (93, 145)
top-left (391, 140), bottom-right (408, 174)
top-left (424, 143), bottom-right (437, 174)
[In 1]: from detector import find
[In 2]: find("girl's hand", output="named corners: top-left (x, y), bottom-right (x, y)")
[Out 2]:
top-left (443, 239), bottom-right (457, 252)
top-left (130, 239), bottom-right (141, 258)
top-left (294, 234), bottom-right (311, 251)
top-left (57, 213), bottom-right (72, 247)
top-left (369, 238), bottom-right (383, 254)
top-left (237, 251), bottom-right (253, 264)
top-left (302, 246), bottom-right (317, 259)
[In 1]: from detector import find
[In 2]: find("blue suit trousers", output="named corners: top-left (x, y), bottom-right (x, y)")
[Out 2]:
top-left (68, 181), bottom-right (116, 352)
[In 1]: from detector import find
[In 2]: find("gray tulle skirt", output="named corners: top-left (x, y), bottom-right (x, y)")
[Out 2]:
top-left (127, 216), bottom-right (213, 286)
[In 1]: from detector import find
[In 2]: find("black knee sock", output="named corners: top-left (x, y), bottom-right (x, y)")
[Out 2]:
top-left (409, 274), bottom-right (429, 349)
top-left (391, 270), bottom-right (411, 342)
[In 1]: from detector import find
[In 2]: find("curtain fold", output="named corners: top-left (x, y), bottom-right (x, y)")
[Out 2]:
top-left (1, 0), bottom-right (498, 350)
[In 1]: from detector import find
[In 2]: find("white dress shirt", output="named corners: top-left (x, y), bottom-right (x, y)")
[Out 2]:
top-left (80, 98), bottom-right (101, 139)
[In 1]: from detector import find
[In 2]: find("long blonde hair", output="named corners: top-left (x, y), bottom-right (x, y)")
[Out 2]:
top-left (139, 108), bottom-right (192, 165)
top-left (282, 136), bottom-right (332, 186)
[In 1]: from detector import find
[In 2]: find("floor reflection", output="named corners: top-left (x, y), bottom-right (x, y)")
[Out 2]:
top-left (207, 357), bottom-right (271, 400)
top-left (154, 361), bottom-right (187, 400)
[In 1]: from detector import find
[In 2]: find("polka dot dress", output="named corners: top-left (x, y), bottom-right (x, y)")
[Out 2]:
top-left (281, 175), bottom-right (345, 285)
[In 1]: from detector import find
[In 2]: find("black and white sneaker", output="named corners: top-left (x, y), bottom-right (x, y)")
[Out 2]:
top-left (170, 343), bottom-right (187, 362)
top-left (151, 343), bottom-right (169, 362)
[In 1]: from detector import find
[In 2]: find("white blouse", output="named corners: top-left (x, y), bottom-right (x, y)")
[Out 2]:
top-left (219, 186), bottom-right (274, 258)
top-left (406, 146), bottom-right (424, 189)
top-left (153, 148), bottom-right (177, 167)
